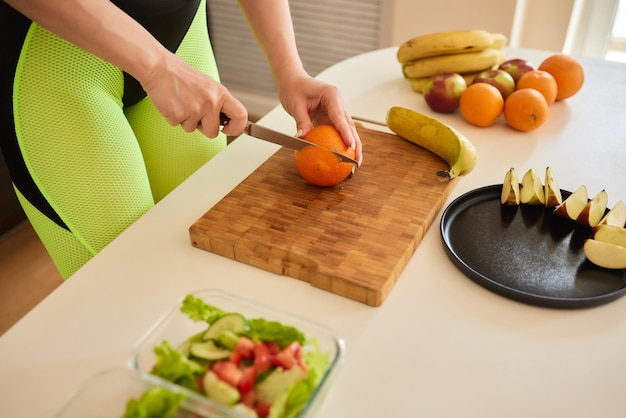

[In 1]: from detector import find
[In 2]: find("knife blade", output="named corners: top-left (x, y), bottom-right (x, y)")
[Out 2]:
top-left (220, 113), bottom-right (357, 165)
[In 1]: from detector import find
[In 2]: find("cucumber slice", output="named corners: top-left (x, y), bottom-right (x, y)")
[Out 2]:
top-left (203, 371), bottom-right (240, 406)
top-left (202, 313), bottom-right (246, 341)
top-left (256, 367), bottom-right (307, 404)
top-left (189, 340), bottom-right (231, 360)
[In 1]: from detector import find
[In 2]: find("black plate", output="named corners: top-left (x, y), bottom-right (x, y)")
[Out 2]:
top-left (440, 185), bottom-right (626, 309)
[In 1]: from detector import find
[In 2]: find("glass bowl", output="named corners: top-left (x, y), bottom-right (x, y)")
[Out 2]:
top-left (130, 289), bottom-right (345, 418)
top-left (54, 367), bottom-right (243, 418)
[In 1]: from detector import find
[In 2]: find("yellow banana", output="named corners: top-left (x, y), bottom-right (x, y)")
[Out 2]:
top-left (403, 48), bottom-right (506, 79)
top-left (408, 71), bottom-right (481, 94)
top-left (386, 106), bottom-right (477, 179)
top-left (397, 30), bottom-right (507, 64)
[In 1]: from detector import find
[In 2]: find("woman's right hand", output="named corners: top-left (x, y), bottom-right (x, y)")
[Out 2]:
top-left (140, 53), bottom-right (249, 138)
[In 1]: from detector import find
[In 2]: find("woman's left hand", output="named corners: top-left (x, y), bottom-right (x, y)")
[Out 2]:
top-left (278, 74), bottom-right (363, 166)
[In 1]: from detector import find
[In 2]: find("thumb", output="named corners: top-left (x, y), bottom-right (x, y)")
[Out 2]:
top-left (291, 109), bottom-right (314, 138)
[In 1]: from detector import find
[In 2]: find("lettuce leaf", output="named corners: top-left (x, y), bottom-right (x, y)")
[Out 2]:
top-left (180, 294), bottom-right (226, 324)
top-left (121, 386), bottom-right (185, 418)
top-left (151, 340), bottom-right (204, 392)
top-left (247, 318), bottom-right (305, 348)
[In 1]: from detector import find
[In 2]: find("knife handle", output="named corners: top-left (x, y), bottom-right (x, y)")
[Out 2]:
top-left (219, 112), bottom-right (230, 126)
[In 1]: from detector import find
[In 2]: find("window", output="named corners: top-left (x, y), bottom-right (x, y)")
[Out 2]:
top-left (606, 0), bottom-right (626, 62)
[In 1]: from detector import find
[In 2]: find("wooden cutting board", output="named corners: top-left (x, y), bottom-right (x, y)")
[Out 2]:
top-left (189, 125), bottom-right (459, 306)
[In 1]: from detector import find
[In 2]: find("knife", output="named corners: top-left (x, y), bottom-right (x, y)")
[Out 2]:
top-left (220, 113), bottom-right (358, 165)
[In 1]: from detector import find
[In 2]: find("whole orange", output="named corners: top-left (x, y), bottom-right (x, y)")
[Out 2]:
top-left (504, 89), bottom-right (550, 132)
top-left (459, 83), bottom-right (504, 127)
top-left (516, 70), bottom-right (558, 105)
top-left (294, 125), bottom-right (355, 187)
top-left (538, 54), bottom-right (585, 101)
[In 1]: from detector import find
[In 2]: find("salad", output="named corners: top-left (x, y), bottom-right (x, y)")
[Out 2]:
top-left (147, 295), bottom-right (331, 418)
top-left (121, 386), bottom-right (199, 418)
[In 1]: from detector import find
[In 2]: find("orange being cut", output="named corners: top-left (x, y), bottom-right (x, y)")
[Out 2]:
top-left (294, 124), bottom-right (355, 187)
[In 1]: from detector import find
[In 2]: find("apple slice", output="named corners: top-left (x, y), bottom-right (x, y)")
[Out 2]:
top-left (553, 185), bottom-right (588, 221)
top-left (543, 166), bottom-right (563, 208)
top-left (576, 189), bottom-right (608, 227)
top-left (500, 167), bottom-right (520, 205)
top-left (593, 224), bottom-right (626, 247)
top-left (583, 239), bottom-right (626, 269)
top-left (520, 168), bottom-right (545, 205)
top-left (597, 200), bottom-right (626, 228)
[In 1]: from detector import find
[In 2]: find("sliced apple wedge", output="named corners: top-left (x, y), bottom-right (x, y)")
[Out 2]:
top-left (543, 166), bottom-right (563, 208)
top-left (583, 239), bottom-right (626, 269)
top-left (553, 185), bottom-right (588, 221)
top-left (593, 224), bottom-right (626, 247)
top-left (576, 189), bottom-right (608, 227)
top-left (597, 200), bottom-right (626, 228)
top-left (501, 167), bottom-right (521, 205)
top-left (520, 168), bottom-right (545, 205)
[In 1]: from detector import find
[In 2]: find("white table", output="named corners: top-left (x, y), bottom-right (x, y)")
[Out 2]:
top-left (1, 47), bottom-right (626, 417)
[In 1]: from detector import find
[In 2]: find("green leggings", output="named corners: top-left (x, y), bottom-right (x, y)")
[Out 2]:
top-left (12, 0), bottom-right (225, 279)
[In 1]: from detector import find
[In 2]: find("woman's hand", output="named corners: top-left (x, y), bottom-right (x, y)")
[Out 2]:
top-left (140, 54), bottom-right (248, 139)
top-left (278, 73), bottom-right (363, 166)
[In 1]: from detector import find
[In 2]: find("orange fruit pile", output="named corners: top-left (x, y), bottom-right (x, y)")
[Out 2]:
top-left (433, 53), bottom-right (584, 132)
top-left (294, 124), bottom-right (355, 187)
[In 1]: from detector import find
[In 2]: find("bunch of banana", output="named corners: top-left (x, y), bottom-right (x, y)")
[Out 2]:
top-left (386, 106), bottom-right (477, 179)
top-left (397, 30), bottom-right (508, 93)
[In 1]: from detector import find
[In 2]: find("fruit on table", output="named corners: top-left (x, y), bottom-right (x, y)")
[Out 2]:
top-left (409, 72), bottom-right (479, 94)
top-left (520, 168), bottom-right (545, 205)
top-left (422, 72), bottom-right (467, 113)
top-left (294, 125), bottom-right (355, 187)
top-left (397, 30), bottom-right (503, 62)
top-left (538, 54), bottom-right (585, 101)
top-left (385, 106), bottom-right (477, 179)
top-left (403, 48), bottom-right (506, 79)
top-left (576, 189), bottom-right (608, 227)
top-left (597, 200), bottom-right (626, 228)
top-left (543, 166), bottom-right (563, 208)
top-left (583, 239), bottom-right (626, 269)
top-left (500, 167), bottom-right (521, 205)
top-left (498, 58), bottom-right (536, 83)
top-left (553, 185), bottom-right (588, 221)
top-left (503, 88), bottom-right (549, 132)
top-left (459, 83), bottom-right (504, 127)
top-left (398, 30), bottom-right (507, 91)
top-left (516, 70), bottom-right (558, 106)
top-left (472, 68), bottom-right (516, 99)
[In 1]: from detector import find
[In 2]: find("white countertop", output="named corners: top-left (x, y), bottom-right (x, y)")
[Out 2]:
top-left (2, 47), bottom-right (626, 417)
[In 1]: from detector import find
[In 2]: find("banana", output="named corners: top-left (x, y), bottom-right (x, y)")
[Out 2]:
top-left (397, 30), bottom-right (506, 63)
top-left (386, 106), bottom-right (477, 179)
top-left (408, 71), bottom-right (481, 94)
top-left (403, 48), bottom-right (506, 79)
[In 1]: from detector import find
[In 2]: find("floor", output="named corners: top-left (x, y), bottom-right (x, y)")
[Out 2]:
top-left (0, 221), bottom-right (63, 336)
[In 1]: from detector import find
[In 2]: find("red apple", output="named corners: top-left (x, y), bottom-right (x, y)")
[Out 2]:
top-left (498, 58), bottom-right (535, 83)
top-left (423, 73), bottom-right (467, 113)
top-left (472, 69), bottom-right (515, 99)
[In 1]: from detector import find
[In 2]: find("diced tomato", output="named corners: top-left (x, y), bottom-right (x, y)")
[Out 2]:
top-left (253, 342), bottom-right (271, 372)
top-left (229, 350), bottom-right (243, 365)
top-left (238, 366), bottom-right (257, 394)
top-left (297, 359), bottom-right (308, 373)
top-left (265, 341), bottom-right (281, 355)
top-left (240, 387), bottom-right (257, 407)
top-left (234, 336), bottom-right (256, 358)
top-left (195, 373), bottom-right (205, 390)
top-left (211, 361), bottom-right (243, 387)
top-left (256, 402), bottom-right (271, 418)
top-left (273, 341), bottom-right (303, 370)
